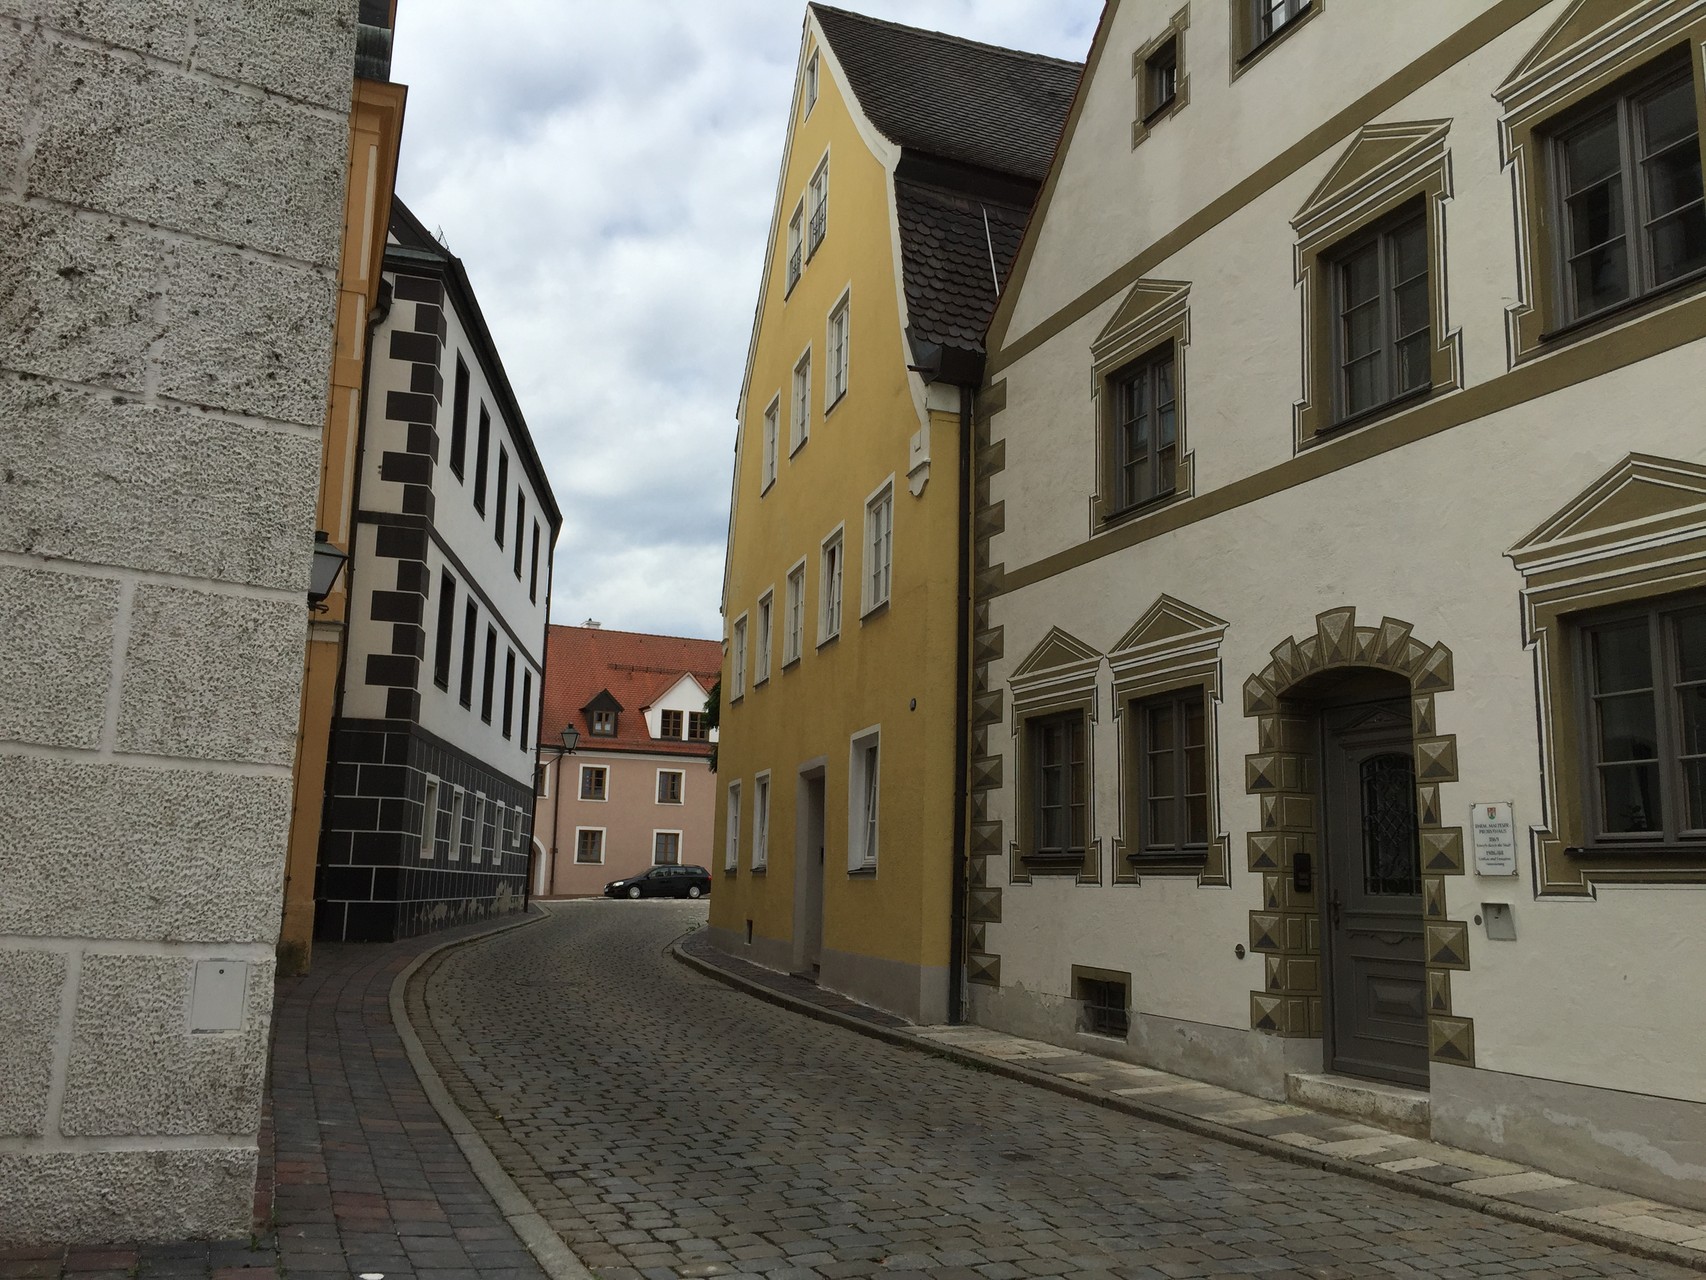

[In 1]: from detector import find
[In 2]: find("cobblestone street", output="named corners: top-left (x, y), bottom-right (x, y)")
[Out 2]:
top-left (418, 902), bottom-right (1690, 1280)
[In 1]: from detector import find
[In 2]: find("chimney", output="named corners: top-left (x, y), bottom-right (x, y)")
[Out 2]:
top-left (583, 619), bottom-right (602, 629)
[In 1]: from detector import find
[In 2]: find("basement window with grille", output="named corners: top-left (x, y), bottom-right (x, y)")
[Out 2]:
top-left (1073, 971), bottom-right (1130, 1039)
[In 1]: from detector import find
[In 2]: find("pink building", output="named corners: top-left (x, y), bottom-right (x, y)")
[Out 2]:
top-left (532, 624), bottom-right (720, 897)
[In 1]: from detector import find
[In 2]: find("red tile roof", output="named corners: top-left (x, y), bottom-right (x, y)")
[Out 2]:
top-left (538, 624), bottom-right (721, 758)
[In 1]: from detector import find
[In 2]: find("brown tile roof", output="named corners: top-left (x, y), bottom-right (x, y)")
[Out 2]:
top-left (894, 180), bottom-right (1031, 355)
top-left (538, 625), bottom-right (721, 759)
top-left (810, 4), bottom-right (1083, 184)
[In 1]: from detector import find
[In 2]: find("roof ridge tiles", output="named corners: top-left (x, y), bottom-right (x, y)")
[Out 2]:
top-left (808, 3), bottom-right (1083, 72)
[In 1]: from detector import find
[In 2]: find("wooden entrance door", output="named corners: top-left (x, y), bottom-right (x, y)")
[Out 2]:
top-left (1322, 700), bottom-right (1428, 1087)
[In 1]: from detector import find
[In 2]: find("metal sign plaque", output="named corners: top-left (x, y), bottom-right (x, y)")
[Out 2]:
top-left (1470, 802), bottom-right (1519, 877)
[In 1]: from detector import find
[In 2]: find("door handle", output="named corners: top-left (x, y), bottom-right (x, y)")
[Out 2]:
top-left (1328, 888), bottom-right (1343, 928)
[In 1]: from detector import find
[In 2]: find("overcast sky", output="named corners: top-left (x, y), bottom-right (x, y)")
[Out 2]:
top-left (388, 1), bottom-right (1100, 642)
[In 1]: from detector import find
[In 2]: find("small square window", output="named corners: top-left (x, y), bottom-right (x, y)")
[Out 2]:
top-left (660, 709), bottom-right (684, 739)
top-left (658, 771), bottom-right (684, 805)
top-left (580, 766), bottom-right (608, 801)
top-left (688, 711), bottom-right (710, 742)
top-left (653, 831), bottom-right (682, 865)
top-left (575, 829), bottom-right (604, 864)
top-left (1075, 975), bottom-right (1130, 1039)
top-left (591, 709), bottom-right (616, 736)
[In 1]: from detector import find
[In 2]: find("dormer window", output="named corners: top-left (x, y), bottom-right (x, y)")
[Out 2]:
top-left (660, 709), bottom-right (684, 739)
top-left (688, 712), bottom-right (710, 742)
top-left (582, 689), bottom-right (624, 738)
top-left (591, 710), bottom-right (616, 736)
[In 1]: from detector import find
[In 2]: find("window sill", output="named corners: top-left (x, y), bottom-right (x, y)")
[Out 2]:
top-left (578, 796), bottom-right (608, 804)
top-left (847, 863), bottom-right (878, 878)
top-left (1020, 851), bottom-right (1089, 876)
top-left (785, 277), bottom-right (800, 300)
top-left (1307, 385), bottom-right (1434, 446)
top-left (1537, 268), bottom-right (1706, 352)
top-left (1126, 850), bottom-right (1208, 876)
top-left (789, 437), bottom-right (808, 459)
top-left (754, 674), bottom-right (769, 688)
top-left (760, 476), bottom-right (775, 496)
top-left (1236, 3), bottom-right (1316, 72)
top-left (816, 630), bottom-right (840, 651)
top-left (1565, 843), bottom-right (1705, 858)
top-left (729, 691), bottom-right (744, 705)
top-left (723, 866), bottom-right (738, 876)
top-left (782, 654), bottom-right (801, 672)
top-left (1098, 488), bottom-right (1182, 533)
top-left (825, 390), bottom-right (846, 417)
top-left (657, 800), bottom-right (684, 806)
top-left (859, 597), bottom-right (890, 624)
top-left (1141, 94), bottom-right (1177, 127)
top-left (750, 863), bottom-right (767, 875)
top-left (1076, 1027), bottom-right (1130, 1042)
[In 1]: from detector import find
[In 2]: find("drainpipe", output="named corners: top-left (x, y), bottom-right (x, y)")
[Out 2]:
top-left (948, 384), bottom-right (974, 1025)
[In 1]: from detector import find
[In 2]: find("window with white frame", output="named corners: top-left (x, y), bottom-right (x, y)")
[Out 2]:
top-left (731, 615), bottom-right (748, 700)
top-left (826, 294), bottom-right (849, 408)
top-left (657, 769), bottom-right (684, 804)
top-left (471, 795), bottom-right (488, 864)
top-left (725, 781), bottom-right (741, 871)
top-left (653, 830), bottom-right (682, 865)
top-left (755, 590), bottom-right (774, 684)
top-left (785, 562), bottom-right (806, 665)
top-left (808, 157), bottom-right (829, 256)
top-left (790, 349), bottom-right (812, 453)
top-left (580, 765), bottom-right (608, 801)
top-left (753, 772), bottom-right (770, 870)
top-left (762, 397), bottom-right (780, 492)
top-left (786, 202), bottom-right (804, 294)
top-left (819, 529), bottom-right (844, 643)
top-left (448, 788), bottom-right (465, 862)
top-left (805, 50), bottom-right (819, 115)
top-left (575, 828), bottom-right (604, 864)
top-left (864, 482), bottom-right (893, 613)
top-left (421, 779), bottom-right (440, 860)
top-left (848, 728), bottom-right (880, 871)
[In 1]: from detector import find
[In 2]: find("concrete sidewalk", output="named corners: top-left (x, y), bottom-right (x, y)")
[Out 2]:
top-left (674, 927), bottom-right (1706, 1275)
top-left (0, 912), bottom-right (553, 1280)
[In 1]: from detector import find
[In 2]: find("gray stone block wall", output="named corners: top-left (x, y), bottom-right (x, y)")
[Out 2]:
top-left (0, 0), bottom-right (355, 1245)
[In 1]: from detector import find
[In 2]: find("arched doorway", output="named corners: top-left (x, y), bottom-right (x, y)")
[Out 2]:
top-left (1244, 608), bottom-right (1475, 1083)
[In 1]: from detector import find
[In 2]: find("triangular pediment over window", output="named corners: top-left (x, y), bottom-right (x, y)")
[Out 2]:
top-left (1500, 0), bottom-right (1641, 93)
top-left (1293, 119), bottom-right (1450, 241)
top-left (1092, 278), bottom-right (1190, 365)
top-left (1011, 626), bottom-right (1100, 680)
top-left (1112, 595), bottom-right (1229, 655)
top-left (1509, 453), bottom-right (1706, 572)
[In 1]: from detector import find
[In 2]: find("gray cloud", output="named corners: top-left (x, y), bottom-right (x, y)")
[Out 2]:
top-left (389, 1), bottom-right (1099, 639)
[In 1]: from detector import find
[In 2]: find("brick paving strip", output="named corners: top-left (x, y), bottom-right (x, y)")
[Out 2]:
top-left (0, 910), bottom-right (567, 1280)
top-left (674, 926), bottom-right (1706, 1275)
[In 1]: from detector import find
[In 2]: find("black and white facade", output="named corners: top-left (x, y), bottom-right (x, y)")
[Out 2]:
top-left (316, 200), bottom-right (561, 942)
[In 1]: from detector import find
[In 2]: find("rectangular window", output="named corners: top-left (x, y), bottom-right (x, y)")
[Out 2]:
top-left (658, 770), bottom-right (684, 804)
top-left (732, 616), bottom-right (748, 700)
top-left (421, 779), bottom-right (439, 860)
top-left (819, 530), bottom-right (843, 643)
top-left (447, 788), bottom-right (465, 862)
top-left (470, 795), bottom-right (486, 864)
top-left (480, 797), bottom-right (497, 864)
top-left (1144, 37), bottom-right (1178, 119)
top-left (653, 831), bottom-right (682, 866)
top-left (1552, 60), bottom-right (1705, 325)
top-left (787, 203), bottom-right (804, 294)
top-left (790, 350), bottom-right (812, 453)
top-left (865, 484), bottom-right (892, 612)
top-left (660, 709), bottom-right (684, 738)
top-left (580, 765), bottom-right (608, 801)
top-left (805, 50), bottom-right (819, 115)
top-left (1132, 688), bottom-right (1210, 861)
top-left (826, 296), bottom-right (849, 408)
top-left (688, 711), bottom-right (709, 742)
top-left (502, 649), bottom-right (516, 740)
top-left (1331, 207), bottom-right (1429, 422)
top-left (529, 521), bottom-right (542, 602)
top-left (480, 625), bottom-right (497, 724)
top-left (725, 781), bottom-right (741, 871)
top-left (473, 405), bottom-right (491, 515)
top-left (756, 591), bottom-right (774, 684)
top-left (520, 670), bottom-right (532, 750)
top-left (1112, 345), bottom-right (1178, 511)
top-left (450, 357), bottom-right (470, 481)
top-left (1579, 599), bottom-right (1706, 844)
top-left (459, 601), bottom-right (478, 709)
top-left (433, 570), bottom-right (457, 691)
top-left (495, 446), bottom-right (509, 544)
top-left (1253, 0), bottom-right (1309, 47)
top-left (850, 732), bottom-right (879, 870)
top-left (785, 564), bottom-right (806, 664)
top-left (1030, 712), bottom-right (1088, 858)
top-left (753, 773), bottom-right (770, 869)
top-left (808, 158), bottom-right (829, 256)
top-left (575, 828), bottom-right (604, 864)
top-left (762, 398), bottom-right (780, 491)
top-left (514, 493), bottom-right (526, 578)
top-left (1075, 974), bottom-right (1130, 1039)
top-left (591, 708), bottom-right (616, 736)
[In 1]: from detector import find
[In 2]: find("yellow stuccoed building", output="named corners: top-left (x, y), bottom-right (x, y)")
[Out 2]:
top-left (708, 4), bottom-right (1080, 1022)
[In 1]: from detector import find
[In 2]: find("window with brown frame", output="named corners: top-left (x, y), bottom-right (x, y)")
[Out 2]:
top-left (1130, 687), bottom-right (1210, 863)
top-left (660, 709), bottom-right (684, 739)
top-left (1233, 0), bottom-right (1316, 69)
top-left (1576, 597), bottom-right (1706, 849)
top-left (688, 711), bottom-right (710, 742)
top-left (1028, 711), bottom-right (1088, 861)
top-left (1328, 205), bottom-right (1430, 424)
top-left (1144, 37), bottom-right (1178, 120)
top-left (1548, 56), bottom-right (1705, 329)
top-left (1109, 344), bottom-right (1178, 513)
top-left (657, 770), bottom-right (684, 805)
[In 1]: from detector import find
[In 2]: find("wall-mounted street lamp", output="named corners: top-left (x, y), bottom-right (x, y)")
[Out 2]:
top-left (308, 531), bottom-right (350, 607)
top-left (559, 724), bottom-right (579, 754)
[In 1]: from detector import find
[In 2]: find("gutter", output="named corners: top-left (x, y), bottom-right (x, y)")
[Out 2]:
top-left (948, 382), bottom-right (974, 1025)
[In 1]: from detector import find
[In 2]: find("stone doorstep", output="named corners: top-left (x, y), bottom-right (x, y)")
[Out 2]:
top-left (1284, 1071), bottom-right (1431, 1139)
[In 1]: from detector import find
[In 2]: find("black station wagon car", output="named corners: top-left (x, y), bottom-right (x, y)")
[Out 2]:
top-left (604, 864), bottom-right (712, 900)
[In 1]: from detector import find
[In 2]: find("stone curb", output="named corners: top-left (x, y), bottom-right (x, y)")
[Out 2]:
top-left (390, 906), bottom-right (597, 1280)
top-left (671, 934), bottom-right (1706, 1275)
